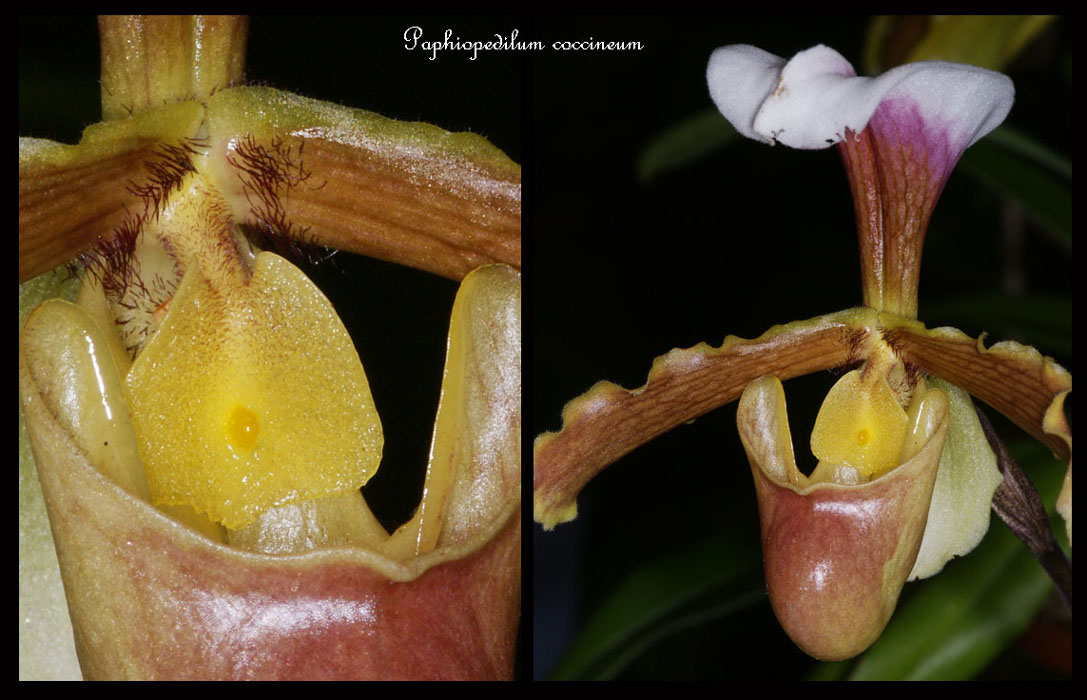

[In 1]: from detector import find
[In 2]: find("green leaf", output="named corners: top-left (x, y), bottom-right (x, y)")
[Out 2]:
top-left (863, 16), bottom-right (1056, 74)
top-left (985, 125), bottom-right (1072, 181)
top-left (549, 534), bottom-right (761, 680)
top-left (958, 130), bottom-right (1072, 248)
top-left (910, 16), bottom-right (1055, 71)
top-left (921, 293), bottom-right (1072, 359)
top-left (846, 443), bottom-right (1066, 680)
top-left (636, 109), bottom-right (738, 184)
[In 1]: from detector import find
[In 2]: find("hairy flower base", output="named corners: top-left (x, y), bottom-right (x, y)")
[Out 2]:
top-left (19, 87), bottom-right (521, 286)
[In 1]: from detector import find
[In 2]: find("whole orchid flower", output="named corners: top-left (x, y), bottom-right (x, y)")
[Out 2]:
top-left (20, 16), bottom-right (520, 680)
top-left (534, 43), bottom-right (1070, 663)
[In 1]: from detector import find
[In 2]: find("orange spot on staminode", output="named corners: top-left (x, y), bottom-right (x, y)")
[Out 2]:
top-left (226, 405), bottom-right (260, 452)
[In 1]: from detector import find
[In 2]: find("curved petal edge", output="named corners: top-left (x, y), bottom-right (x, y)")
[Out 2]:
top-left (534, 308), bottom-right (876, 529)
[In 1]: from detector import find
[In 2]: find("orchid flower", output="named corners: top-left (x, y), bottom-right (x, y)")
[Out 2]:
top-left (20, 16), bottom-right (520, 680)
top-left (534, 43), bottom-right (1070, 662)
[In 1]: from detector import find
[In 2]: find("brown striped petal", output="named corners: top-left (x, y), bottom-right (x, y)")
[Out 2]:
top-left (533, 308), bottom-right (876, 530)
top-left (204, 87), bottom-right (521, 281)
top-left (18, 100), bottom-right (205, 282)
top-left (882, 316), bottom-right (1072, 540)
top-left (21, 89), bottom-right (519, 285)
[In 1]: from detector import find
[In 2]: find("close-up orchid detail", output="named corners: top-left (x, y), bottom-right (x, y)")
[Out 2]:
top-left (20, 16), bottom-right (520, 680)
top-left (534, 23), bottom-right (1070, 678)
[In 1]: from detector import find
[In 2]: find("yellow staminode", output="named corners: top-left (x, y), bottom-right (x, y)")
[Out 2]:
top-left (810, 367), bottom-right (907, 478)
top-left (125, 252), bottom-right (383, 530)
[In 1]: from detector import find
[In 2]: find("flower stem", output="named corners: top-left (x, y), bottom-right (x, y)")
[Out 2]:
top-left (98, 15), bottom-right (248, 121)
